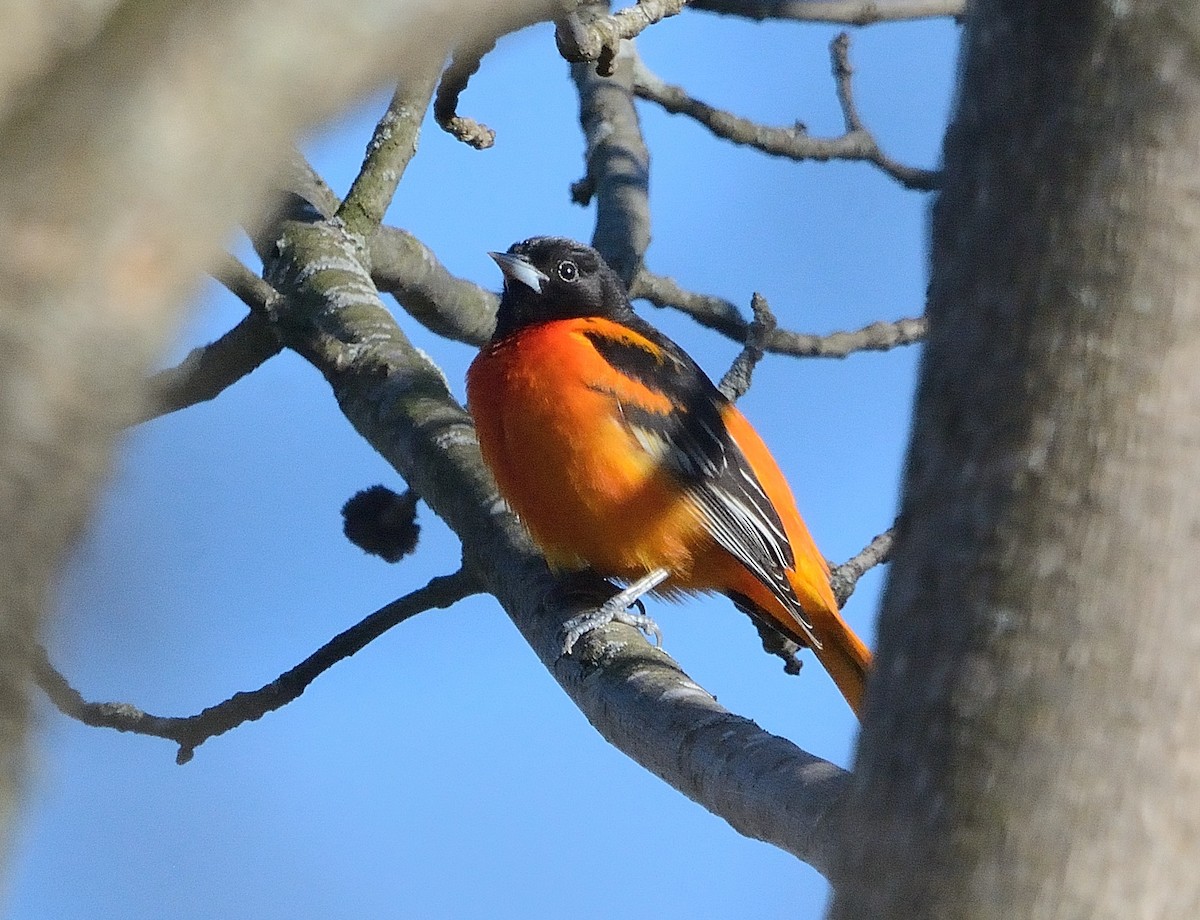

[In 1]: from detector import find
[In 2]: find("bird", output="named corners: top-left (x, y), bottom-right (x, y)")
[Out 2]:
top-left (466, 236), bottom-right (871, 717)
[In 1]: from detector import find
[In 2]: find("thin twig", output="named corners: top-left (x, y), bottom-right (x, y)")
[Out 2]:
top-left (719, 293), bottom-right (777, 400)
top-left (631, 270), bottom-right (746, 337)
top-left (212, 253), bottom-right (279, 319)
top-left (339, 66), bottom-right (442, 235)
top-left (766, 315), bottom-right (929, 357)
top-left (435, 6), bottom-right (559, 144)
top-left (141, 255), bottom-right (285, 422)
top-left (829, 525), bottom-right (896, 606)
top-left (142, 313), bottom-right (282, 423)
top-left (630, 40), bottom-right (940, 191)
top-left (690, 0), bottom-right (964, 25)
top-left (434, 39), bottom-right (499, 149)
top-left (556, 0), bottom-right (691, 75)
top-left (829, 31), bottom-right (938, 188)
top-left (36, 569), bottom-right (480, 764)
top-left (831, 32), bottom-right (865, 133)
top-left (633, 269), bottom-right (927, 358)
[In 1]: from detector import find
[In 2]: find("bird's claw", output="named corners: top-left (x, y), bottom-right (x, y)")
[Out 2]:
top-left (561, 595), bottom-right (662, 655)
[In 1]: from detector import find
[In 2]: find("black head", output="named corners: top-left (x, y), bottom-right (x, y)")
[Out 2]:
top-left (489, 237), bottom-right (633, 340)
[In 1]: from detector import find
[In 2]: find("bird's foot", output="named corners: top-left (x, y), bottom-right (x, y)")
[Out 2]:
top-left (559, 568), bottom-right (671, 655)
top-left (561, 597), bottom-right (662, 655)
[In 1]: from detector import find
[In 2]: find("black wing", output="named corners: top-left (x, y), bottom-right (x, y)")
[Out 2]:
top-left (583, 320), bottom-right (817, 642)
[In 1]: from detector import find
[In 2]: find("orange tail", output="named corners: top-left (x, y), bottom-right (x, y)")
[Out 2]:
top-left (728, 571), bottom-right (873, 719)
top-left (713, 405), bottom-right (872, 716)
top-left (801, 597), bottom-right (872, 719)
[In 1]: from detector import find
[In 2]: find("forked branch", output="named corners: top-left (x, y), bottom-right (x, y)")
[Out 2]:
top-left (631, 33), bottom-right (940, 190)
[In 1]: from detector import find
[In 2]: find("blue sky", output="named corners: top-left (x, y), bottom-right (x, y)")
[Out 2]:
top-left (8, 12), bottom-right (957, 919)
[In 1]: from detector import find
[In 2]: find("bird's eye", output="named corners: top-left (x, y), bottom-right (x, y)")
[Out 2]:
top-left (556, 259), bottom-right (579, 282)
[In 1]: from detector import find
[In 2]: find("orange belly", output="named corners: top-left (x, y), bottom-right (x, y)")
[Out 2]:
top-left (467, 318), bottom-right (709, 584)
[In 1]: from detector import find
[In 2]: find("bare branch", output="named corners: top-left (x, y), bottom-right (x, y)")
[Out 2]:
top-left (719, 292), bottom-right (778, 400)
top-left (572, 38), bottom-right (652, 286)
top-left (831, 31), bottom-right (865, 133)
top-left (631, 269), bottom-right (747, 337)
top-left (690, 0), bottom-right (964, 25)
top-left (138, 256), bottom-right (285, 422)
top-left (211, 253), bottom-right (279, 319)
top-left (633, 269), bottom-right (927, 357)
top-left (36, 570), bottom-right (479, 764)
top-left (434, 6), bottom-right (557, 145)
top-left (339, 65), bottom-right (443, 234)
top-left (556, 0), bottom-right (691, 75)
top-left (631, 39), bottom-right (940, 191)
top-left (434, 39), bottom-right (499, 149)
top-left (829, 525), bottom-right (895, 606)
top-left (767, 315), bottom-right (928, 357)
top-left (0, 0), bottom-right (560, 869)
top-left (371, 227), bottom-right (498, 344)
top-left (142, 314), bottom-right (281, 423)
top-left (829, 30), bottom-right (939, 188)
top-left (270, 153), bottom-right (498, 345)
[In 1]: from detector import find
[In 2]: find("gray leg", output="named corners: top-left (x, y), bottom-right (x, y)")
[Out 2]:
top-left (561, 568), bottom-right (670, 654)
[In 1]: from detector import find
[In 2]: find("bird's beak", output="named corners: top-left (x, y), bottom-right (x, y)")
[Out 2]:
top-left (489, 251), bottom-right (549, 294)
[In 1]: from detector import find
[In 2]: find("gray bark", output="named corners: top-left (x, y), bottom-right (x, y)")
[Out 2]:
top-left (833, 2), bottom-right (1200, 917)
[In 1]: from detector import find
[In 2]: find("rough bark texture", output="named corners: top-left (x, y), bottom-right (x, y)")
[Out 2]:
top-left (833, 3), bottom-right (1200, 917)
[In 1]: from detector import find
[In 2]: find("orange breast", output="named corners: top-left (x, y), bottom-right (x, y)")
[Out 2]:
top-left (466, 318), bottom-right (707, 582)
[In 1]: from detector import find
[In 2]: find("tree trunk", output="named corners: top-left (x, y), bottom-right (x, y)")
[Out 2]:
top-left (833, 3), bottom-right (1200, 917)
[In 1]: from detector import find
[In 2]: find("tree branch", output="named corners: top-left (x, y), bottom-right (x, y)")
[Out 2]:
top-left (690, 0), bottom-right (964, 25)
top-left (36, 569), bottom-right (478, 764)
top-left (829, 524), bottom-right (894, 606)
top-left (371, 226), bottom-right (499, 344)
top-left (270, 153), bottom-right (498, 345)
top-left (211, 253), bottom-right (279, 319)
top-left (339, 64), bottom-right (443, 235)
top-left (631, 36), bottom-right (939, 191)
top-left (631, 269), bottom-right (747, 337)
top-left (138, 256), bottom-right (285, 422)
top-left (571, 33), bottom-right (653, 286)
top-left (435, 6), bottom-right (557, 146)
top-left (259, 213), bottom-right (851, 875)
top-left (829, 31), bottom-right (937, 189)
top-left (142, 313), bottom-right (281, 423)
top-left (556, 0), bottom-right (691, 75)
top-left (0, 0), bottom-right (560, 874)
top-left (718, 292), bottom-right (777, 400)
top-left (434, 39), bottom-right (499, 149)
top-left (767, 315), bottom-right (929, 357)
top-left (632, 269), bottom-right (927, 357)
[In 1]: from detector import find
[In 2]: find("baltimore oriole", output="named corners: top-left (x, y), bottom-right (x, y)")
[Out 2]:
top-left (466, 237), bottom-right (872, 717)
